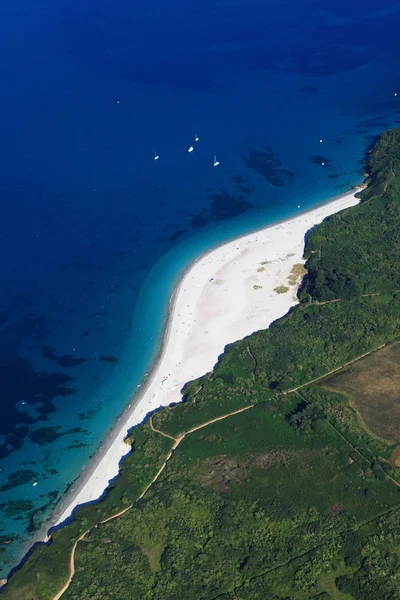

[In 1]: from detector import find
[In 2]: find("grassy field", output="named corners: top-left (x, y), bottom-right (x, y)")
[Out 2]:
top-left (321, 342), bottom-right (400, 445)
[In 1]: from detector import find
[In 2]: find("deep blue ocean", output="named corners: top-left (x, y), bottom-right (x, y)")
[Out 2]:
top-left (0, 0), bottom-right (399, 576)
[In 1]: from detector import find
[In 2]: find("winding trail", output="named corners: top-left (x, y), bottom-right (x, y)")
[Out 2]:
top-left (51, 404), bottom-right (254, 600)
top-left (382, 165), bottom-right (396, 195)
top-left (247, 343), bottom-right (258, 379)
top-left (326, 417), bottom-right (400, 490)
top-left (182, 404), bottom-right (254, 437)
top-left (52, 532), bottom-right (88, 600)
top-left (149, 416), bottom-right (178, 441)
top-left (51, 339), bottom-right (395, 599)
top-left (362, 163), bottom-right (396, 205)
top-left (313, 291), bottom-right (397, 307)
top-left (284, 342), bottom-right (387, 394)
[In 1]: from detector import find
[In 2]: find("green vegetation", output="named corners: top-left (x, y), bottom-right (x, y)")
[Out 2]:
top-left (301, 129), bottom-right (400, 302)
top-left (3, 129), bottom-right (400, 599)
top-left (2, 426), bottom-right (173, 599)
top-left (288, 263), bottom-right (306, 286)
top-left (274, 285), bottom-right (289, 293)
top-left (60, 402), bottom-right (400, 600)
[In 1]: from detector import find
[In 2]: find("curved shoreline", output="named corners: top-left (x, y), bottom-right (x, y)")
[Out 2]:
top-left (8, 187), bottom-right (362, 580)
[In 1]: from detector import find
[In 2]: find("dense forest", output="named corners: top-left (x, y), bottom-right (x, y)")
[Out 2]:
top-left (2, 128), bottom-right (400, 599)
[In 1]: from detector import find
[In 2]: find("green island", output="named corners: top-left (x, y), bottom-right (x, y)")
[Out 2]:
top-left (2, 129), bottom-right (400, 599)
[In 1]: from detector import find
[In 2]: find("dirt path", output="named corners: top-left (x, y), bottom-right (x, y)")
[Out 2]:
top-left (284, 343), bottom-right (387, 395)
top-left (362, 163), bottom-right (396, 205)
top-left (52, 531), bottom-right (89, 600)
top-left (390, 446), bottom-right (400, 468)
top-left (314, 298), bottom-right (342, 306)
top-left (51, 339), bottom-right (394, 599)
top-left (183, 404), bottom-right (254, 437)
top-left (51, 404), bottom-right (254, 600)
top-left (313, 292), bottom-right (396, 307)
top-left (247, 344), bottom-right (258, 379)
top-left (149, 416), bottom-right (178, 441)
top-left (384, 167), bottom-right (396, 193)
top-left (136, 436), bottom-right (183, 501)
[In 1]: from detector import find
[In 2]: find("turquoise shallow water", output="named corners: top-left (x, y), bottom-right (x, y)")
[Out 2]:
top-left (1, 0), bottom-right (400, 576)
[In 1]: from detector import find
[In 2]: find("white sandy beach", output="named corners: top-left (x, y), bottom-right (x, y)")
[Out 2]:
top-left (55, 189), bottom-right (360, 526)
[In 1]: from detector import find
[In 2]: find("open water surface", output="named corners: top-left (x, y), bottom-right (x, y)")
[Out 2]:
top-left (1, 0), bottom-right (400, 575)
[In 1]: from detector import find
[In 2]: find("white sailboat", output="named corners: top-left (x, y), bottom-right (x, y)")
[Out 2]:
top-left (154, 150), bottom-right (159, 161)
top-left (213, 155), bottom-right (219, 167)
top-left (188, 146), bottom-right (194, 153)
